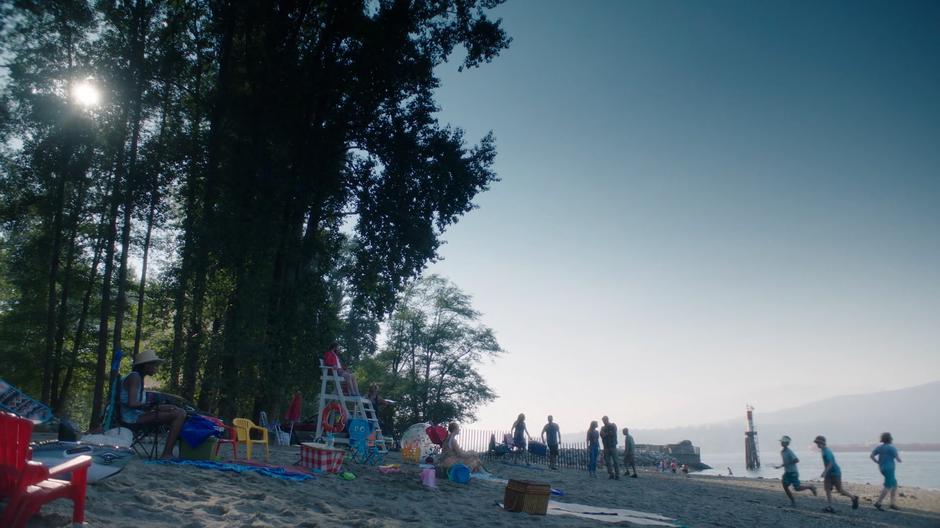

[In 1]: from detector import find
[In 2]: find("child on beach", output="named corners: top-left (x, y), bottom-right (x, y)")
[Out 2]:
top-left (871, 432), bottom-right (902, 511)
top-left (586, 421), bottom-right (600, 478)
top-left (814, 435), bottom-right (859, 512)
top-left (773, 435), bottom-right (816, 506)
top-left (622, 427), bottom-right (638, 478)
top-left (440, 422), bottom-right (484, 472)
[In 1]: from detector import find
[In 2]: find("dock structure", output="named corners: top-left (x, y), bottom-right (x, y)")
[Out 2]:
top-left (744, 405), bottom-right (760, 470)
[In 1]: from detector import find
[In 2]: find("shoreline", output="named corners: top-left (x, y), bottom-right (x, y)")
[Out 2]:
top-left (26, 444), bottom-right (940, 527)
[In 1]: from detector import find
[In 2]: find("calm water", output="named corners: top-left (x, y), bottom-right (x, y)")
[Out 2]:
top-left (701, 451), bottom-right (940, 490)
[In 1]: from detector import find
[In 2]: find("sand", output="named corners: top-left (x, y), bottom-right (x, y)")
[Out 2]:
top-left (22, 444), bottom-right (940, 527)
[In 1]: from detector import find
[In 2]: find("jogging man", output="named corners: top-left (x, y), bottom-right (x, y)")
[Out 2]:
top-left (773, 435), bottom-right (816, 506)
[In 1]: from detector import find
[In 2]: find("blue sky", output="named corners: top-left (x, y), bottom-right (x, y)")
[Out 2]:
top-left (427, 0), bottom-right (940, 431)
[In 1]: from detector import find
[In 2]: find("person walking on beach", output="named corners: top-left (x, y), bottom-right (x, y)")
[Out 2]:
top-left (871, 432), bottom-right (902, 511)
top-left (773, 435), bottom-right (816, 506)
top-left (600, 416), bottom-right (621, 480)
top-left (814, 435), bottom-right (859, 512)
top-left (622, 427), bottom-right (638, 478)
top-left (541, 415), bottom-right (561, 470)
top-left (511, 413), bottom-right (531, 460)
top-left (586, 420), bottom-right (600, 478)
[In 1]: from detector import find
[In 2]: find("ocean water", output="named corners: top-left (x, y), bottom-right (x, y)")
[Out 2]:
top-left (700, 451), bottom-right (940, 490)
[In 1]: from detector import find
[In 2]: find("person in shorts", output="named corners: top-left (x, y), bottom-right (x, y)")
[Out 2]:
top-left (815, 435), bottom-right (859, 512)
top-left (541, 415), bottom-right (561, 470)
top-left (773, 435), bottom-right (816, 506)
top-left (599, 416), bottom-right (620, 480)
top-left (622, 427), bottom-right (638, 478)
top-left (871, 432), bottom-right (902, 511)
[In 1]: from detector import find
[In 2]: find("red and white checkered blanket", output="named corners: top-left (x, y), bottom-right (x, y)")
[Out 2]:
top-left (300, 443), bottom-right (345, 473)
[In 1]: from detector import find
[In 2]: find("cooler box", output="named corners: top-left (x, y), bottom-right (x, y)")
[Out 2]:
top-left (527, 441), bottom-right (547, 457)
top-left (180, 437), bottom-right (218, 460)
top-left (300, 442), bottom-right (346, 473)
top-left (504, 479), bottom-right (550, 515)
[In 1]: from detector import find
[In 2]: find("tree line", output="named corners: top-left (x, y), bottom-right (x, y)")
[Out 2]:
top-left (0, 0), bottom-right (509, 429)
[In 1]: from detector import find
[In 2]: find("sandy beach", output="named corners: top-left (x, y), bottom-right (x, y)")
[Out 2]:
top-left (21, 443), bottom-right (940, 527)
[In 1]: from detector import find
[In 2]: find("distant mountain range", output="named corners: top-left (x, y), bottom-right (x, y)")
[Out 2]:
top-left (566, 381), bottom-right (940, 454)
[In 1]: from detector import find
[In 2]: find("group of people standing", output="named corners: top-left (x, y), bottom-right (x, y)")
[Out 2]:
top-left (509, 414), bottom-right (637, 479)
top-left (775, 432), bottom-right (902, 513)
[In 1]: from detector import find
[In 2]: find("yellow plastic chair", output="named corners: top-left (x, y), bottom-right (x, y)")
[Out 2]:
top-left (232, 418), bottom-right (270, 460)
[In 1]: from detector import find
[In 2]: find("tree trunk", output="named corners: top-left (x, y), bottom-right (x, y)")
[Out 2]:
top-left (50, 197), bottom-right (83, 409)
top-left (182, 0), bottom-right (235, 401)
top-left (55, 232), bottom-right (104, 415)
top-left (111, 0), bottom-right (149, 369)
top-left (90, 171), bottom-right (120, 428)
top-left (41, 170), bottom-right (68, 404)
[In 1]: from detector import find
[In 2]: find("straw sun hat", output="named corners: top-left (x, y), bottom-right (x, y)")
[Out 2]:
top-left (133, 350), bottom-right (164, 366)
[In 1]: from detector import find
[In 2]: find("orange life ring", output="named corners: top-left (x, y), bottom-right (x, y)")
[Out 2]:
top-left (321, 402), bottom-right (348, 433)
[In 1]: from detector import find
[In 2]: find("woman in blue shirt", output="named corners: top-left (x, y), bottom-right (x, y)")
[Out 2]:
top-left (815, 435), bottom-right (859, 513)
top-left (871, 432), bottom-right (902, 511)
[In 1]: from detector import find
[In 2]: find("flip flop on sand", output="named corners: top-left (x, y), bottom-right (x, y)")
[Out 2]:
top-left (874, 503), bottom-right (884, 511)
top-left (822, 507), bottom-right (836, 513)
top-left (889, 505), bottom-right (901, 511)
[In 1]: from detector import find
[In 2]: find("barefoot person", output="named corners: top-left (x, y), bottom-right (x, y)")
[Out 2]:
top-left (773, 435), bottom-right (816, 506)
top-left (120, 351), bottom-right (186, 459)
top-left (541, 415), bottom-right (561, 470)
top-left (440, 422), bottom-right (483, 472)
top-left (599, 416), bottom-right (620, 480)
top-left (622, 427), bottom-right (638, 478)
top-left (871, 432), bottom-right (902, 511)
top-left (815, 435), bottom-right (859, 512)
top-left (510, 413), bottom-right (531, 460)
top-left (586, 420), bottom-right (600, 478)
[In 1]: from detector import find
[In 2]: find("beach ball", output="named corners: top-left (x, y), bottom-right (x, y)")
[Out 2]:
top-left (400, 422), bottom-right (434, 463)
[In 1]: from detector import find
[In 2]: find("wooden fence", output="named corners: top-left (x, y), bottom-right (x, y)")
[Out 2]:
top-left (457, 428), bottom-right (608, 470)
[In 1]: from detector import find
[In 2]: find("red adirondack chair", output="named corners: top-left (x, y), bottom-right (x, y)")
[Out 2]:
top-left (0, 411), bottom-right (92, 527)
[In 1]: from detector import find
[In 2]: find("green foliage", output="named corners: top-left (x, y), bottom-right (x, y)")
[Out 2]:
top-left (363, 275), bottom-right (502, 434)
top-left (0, 0), bottom-right (509, 424)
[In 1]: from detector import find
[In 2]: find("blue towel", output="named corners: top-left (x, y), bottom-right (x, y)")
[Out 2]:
top-left (148, 459), bottom-right (314, 481)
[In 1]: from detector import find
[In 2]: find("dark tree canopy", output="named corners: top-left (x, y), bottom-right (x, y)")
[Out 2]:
top-left (0, 0), bottom-right (510, 425)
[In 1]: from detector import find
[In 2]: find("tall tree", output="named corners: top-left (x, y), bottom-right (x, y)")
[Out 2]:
top-left (368, 274), bottom-right (502, 432)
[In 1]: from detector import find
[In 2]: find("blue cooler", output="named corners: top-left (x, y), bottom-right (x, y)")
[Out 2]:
top-left (527, 441), bottom-right (547, 457)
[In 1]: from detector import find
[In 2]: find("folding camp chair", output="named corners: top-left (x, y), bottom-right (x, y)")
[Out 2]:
top-left (348, 418), bottom-right (384, 465)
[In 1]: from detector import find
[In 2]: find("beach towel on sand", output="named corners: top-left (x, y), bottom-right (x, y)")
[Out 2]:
top-left (149, 459), bottom-right (314, 481)
top-left (545, 501), bottom-right (679, 526)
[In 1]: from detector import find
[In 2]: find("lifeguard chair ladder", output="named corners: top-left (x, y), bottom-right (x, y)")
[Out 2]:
top-left (314, 362), bottom-right (389, 452)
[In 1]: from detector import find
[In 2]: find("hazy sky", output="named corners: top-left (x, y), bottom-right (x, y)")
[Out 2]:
top-left (426, 0), bottom-right (940, 432)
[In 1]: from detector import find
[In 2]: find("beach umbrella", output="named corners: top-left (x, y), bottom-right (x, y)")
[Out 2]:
top-left (284, 392), bottom-right (302, 438)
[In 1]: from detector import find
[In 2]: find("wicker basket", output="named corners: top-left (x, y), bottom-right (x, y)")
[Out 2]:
top-left (503, 479), bottom-right (550, 515)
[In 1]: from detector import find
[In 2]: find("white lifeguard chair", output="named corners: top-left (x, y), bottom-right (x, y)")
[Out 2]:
top-left (314, 361), bottom-right (389, 452)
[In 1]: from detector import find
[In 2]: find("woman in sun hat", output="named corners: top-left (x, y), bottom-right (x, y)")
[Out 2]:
top-left (815, 435), bottom-right (859, 513)
top-left (120, 350), bottom-right (186, 459)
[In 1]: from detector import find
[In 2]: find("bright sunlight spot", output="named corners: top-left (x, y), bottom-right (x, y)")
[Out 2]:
top-left (71, 79), bottom-right (101, 107)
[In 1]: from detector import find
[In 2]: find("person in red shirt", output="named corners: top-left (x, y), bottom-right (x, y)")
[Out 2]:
top-left (323, 342), bottom-right (361, 396)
